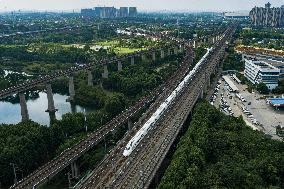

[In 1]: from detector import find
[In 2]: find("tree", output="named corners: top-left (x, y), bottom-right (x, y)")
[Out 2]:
top-left (272, 80), bottom-right (284, 94)
top-left (60, 113), bottom-right (85, 137)
top-left (257, 83), bottom-right (270, 94)
top-left (158, 101), bottom-right (284, 189)
top-left (104, 93), bottom-right (126, 117)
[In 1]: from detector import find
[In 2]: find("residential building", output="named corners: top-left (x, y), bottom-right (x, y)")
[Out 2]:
top-left (81, 9), bottom-right (96, 17)
top-left (81, 6), bottom-right (137, 18)
top-left (100, 7), bottom-right (117, 18)
top-left (119, 7), bottom-right (129, 17)
top-left (244, 58), bottom-right (280, 89)
top-left (250, 2), bottom-right (284, 27)
top-left (129, 7), bottom-right (138, 17)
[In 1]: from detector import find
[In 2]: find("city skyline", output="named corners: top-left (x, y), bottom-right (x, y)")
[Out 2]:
top-left (1, 0), bottom-right (284, 12)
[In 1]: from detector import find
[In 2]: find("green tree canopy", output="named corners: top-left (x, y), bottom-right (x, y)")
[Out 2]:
top-left (158, 101), bottom-right (284, 189)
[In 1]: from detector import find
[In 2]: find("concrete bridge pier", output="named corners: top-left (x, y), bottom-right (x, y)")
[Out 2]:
top-left (179, 44), bottom-right (184, 53)
top-left (188, 41), bottom-right (191, 47)
top-left (193, 40), bottom-right (196, 48)
top-left (128, 120), bottom-right (134, 130)
top-left (167, 49), bottom-right (171, 56)
top-left (102, 64), bottom-right (109, 79)
top-left (160, 49), bottom-right (165, 59)
top-left (49, 112), bottom-right (56, 124)
top-left (117, 61), bottom-right (122, 71)
top-left (152, 52), bottom-right (156, 61)
top-left (19, 92), bottom-right (29, 122)
top-left (131, 56), bottom-right (135, 65)
top-left (71, 162), bottom-right (79, 179)
top-left (67, 76), bottom-right (75, 102)
top-left (46, 83), bottom-right (56, 112)
top-left (174, 47), bottom-right (178, 55)
top-left (87, 70), bottom-right (93, 86)
top-left (200, 89), bottom-right (204, 99)
top-left (208, 74), bottom-right (211, 87)
top-left (199, 40), bottom-right (203, 46)
top-left (196, 40), bottom-right (200, 47)
top-left (141, 54), bottom-right (147, 62)
top-left (212, 37), bottom-right (215, 44)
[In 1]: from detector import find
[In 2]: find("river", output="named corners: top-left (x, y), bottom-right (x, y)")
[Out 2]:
top-left (0, 92), bottom-right (94, 126)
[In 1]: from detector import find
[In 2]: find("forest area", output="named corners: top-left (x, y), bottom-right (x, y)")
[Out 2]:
top-left (158, 101), bottom-right (284, 189)
top-left (0, 49), bottom-right (189, 187)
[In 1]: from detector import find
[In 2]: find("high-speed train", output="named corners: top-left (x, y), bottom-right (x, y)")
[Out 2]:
top-left (123, 47), bottom-right (213, 157)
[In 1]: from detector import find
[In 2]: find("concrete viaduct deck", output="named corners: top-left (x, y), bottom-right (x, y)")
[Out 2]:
top-left (77, 23), bottom-right (237, 189)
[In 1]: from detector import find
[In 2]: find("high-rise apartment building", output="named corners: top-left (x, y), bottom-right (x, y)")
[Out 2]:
top-left (81, 6), bottom-right (137, 18)
top-left (250, 2), bottom-right (284, 27)
top-left (119, 7), bottom-right (129, 17)
top-left (129, 7), bottom-right (138, 17)
top-left (100, 7), bottom-right (117, 18)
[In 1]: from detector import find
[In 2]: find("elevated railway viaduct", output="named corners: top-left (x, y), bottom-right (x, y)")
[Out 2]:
top-left (4, 24), bottom-right (233, 189)
top-left (77, 23), bottom-right (237, 189)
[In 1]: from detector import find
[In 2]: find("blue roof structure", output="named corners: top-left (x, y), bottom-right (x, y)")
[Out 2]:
top-left (268, 98), bottom-right (284, 107)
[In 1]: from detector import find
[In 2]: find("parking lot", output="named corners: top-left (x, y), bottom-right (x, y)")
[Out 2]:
top-left (210, 74), bottom-right (284, 140)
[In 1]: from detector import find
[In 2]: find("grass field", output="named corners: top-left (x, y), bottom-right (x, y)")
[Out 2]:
top-left (113, 47), bottom-right (144, 55)
top-left (97, 40), bottom-right (119, 46)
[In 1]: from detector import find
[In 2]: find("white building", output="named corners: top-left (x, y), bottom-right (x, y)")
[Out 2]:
top-left (242, 54), bottom-right (284, 80)
top-left (244, 59), bottom-right (280, 90)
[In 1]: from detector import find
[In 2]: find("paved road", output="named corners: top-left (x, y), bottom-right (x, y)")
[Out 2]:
top-left (212, 75), bottom-right (283, 140)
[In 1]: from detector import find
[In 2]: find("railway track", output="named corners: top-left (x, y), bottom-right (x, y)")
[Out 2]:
top-left (8, 23), bottom-right (235, 188)
top-left (79, 59), bottom-right (206, 189)
top-left (107, 54), bottom-right (223, 189)
top-left (78, 23), bottom-right (237, 189)
top-left (0, 42), bottom-right (180, 99)
top-left (112, 79), bottom-right (204, 189)
top-left (77, 47), bottom-right (194, 189)
top-left (9, 46), bottom-right (193, 189)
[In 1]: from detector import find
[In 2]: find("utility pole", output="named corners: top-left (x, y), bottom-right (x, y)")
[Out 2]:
top-left (67, 172), bottom-right (72, 188)
top-left (10, 163), bottom-right (17, 184)
top-left (104, 137), bottom-right (107, 154)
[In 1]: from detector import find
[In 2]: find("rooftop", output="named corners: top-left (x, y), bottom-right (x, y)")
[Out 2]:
top-left (268, 98), bottom-right (284, 107)
top-left (245, 58), bottom-right (280, 71)
top-left (222, 75), bottom-right (239, 92)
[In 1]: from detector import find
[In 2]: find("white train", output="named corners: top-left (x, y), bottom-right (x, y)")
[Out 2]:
top-left (123, 47), bottom-right (213, 157)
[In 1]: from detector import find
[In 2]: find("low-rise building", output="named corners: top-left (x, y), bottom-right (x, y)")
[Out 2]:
top-left (222, 75), bottom-right (239, 93)
top-left (267, 98), bottom-right (284, 108)
top-left (223, 11), bottom-right (249, 19)
top-left (244, 58), bottom-right (280, 89)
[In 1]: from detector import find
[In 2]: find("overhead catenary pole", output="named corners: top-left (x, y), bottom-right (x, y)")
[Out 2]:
top-left (10, 163), bottom-right (17, 184)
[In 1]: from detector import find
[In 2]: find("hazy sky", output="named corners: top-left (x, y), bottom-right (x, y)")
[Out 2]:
top-left (0, 0), bottom-right (284, 12)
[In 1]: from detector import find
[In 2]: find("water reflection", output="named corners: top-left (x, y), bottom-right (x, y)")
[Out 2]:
top-left (0, 92), bottom-right (93, 126)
